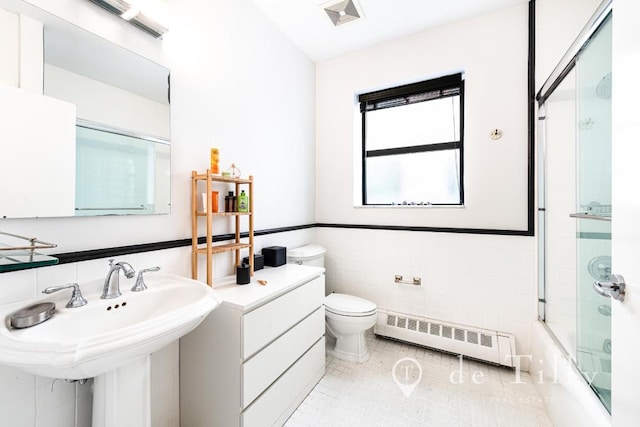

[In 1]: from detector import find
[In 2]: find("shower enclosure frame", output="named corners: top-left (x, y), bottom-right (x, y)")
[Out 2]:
top-left (536, 0), bottom-right (612, 413)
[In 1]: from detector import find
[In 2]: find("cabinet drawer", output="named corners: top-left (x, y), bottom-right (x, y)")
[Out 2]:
top-left (241, 337), bottom-right (325, 427)
top-left (242, 307), bottom-right (324, 408)
top-left (242, 275), bottom-right (324, 359)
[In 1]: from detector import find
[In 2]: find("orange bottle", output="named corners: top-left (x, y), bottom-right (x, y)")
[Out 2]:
top-left (211, 191), bottom-right (219, 213)
top-left (210, 148), bottom-right (220, 174)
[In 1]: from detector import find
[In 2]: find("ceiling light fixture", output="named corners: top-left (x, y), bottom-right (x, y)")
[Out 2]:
top-left (322, 0), bottom-right (363, 27)
top-left (87, 0), bottom-right (168, 38)
top-left (120, 7), bottom-right (139, 21)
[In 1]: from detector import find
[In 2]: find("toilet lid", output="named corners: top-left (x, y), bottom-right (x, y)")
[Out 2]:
top-left (288, 244), bottom-right (326, 260)
top-left (325, 293), bottom-right (377, 316)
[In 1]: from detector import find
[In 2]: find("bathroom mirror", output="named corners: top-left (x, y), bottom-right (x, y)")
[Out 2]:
top-left (0, 0), bottom-right (171, 218)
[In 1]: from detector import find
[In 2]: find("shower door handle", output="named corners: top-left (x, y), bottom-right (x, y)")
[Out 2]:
top-left (593, 273), bottom-right (626, 302)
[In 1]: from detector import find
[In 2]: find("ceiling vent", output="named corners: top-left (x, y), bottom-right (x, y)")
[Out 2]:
top-left (322, 0), bottom-right (363, 27)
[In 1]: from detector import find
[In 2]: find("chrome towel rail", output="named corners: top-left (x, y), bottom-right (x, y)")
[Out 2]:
top-left (0, 231), bottom-right (57, 252)
top-left (569, 213), bottom-right (611, 222)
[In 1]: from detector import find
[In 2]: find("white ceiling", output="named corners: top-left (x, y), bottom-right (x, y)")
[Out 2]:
top-left (253, 0), bottom-right (529, 62)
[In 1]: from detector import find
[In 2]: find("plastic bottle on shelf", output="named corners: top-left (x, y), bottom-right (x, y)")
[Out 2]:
top-left (210, 148), bottom-right (220, 174)
top-left (238, 190), bottom-right (249, 213)
top-left (225, 191), bottom-right (234, 212)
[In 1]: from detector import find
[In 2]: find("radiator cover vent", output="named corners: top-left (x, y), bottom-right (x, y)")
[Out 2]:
top-left (375, 309), bottom-right (516, 367)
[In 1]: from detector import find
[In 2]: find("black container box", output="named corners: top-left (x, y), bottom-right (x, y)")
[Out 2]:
top-left (262, 246), bottom-right (287, 267)
top-left (236, 264), bottom-right (250, 285)
top-left (242, 254), bottom-right (264, 271)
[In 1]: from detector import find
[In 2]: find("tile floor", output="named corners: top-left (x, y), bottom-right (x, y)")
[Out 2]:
top-left (286, 333), bottom-right (554, 427)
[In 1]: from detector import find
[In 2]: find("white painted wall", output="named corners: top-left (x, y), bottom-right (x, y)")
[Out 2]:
top-left (0, 6), bottom-right (43, 90)
top-left (316, 4), bottom-right (530, 231)
top-left (18, 13), bottom-right (43, 93)
top-left (0, 0), bottom-right (316, 425)
top-left (1, 0), bottom-right (315, 253)
top-left (0, 7), bottom-right (19, 86)
top-left (535, 0), bottom-right (602, 90)
top-left (163, 0), bottom-right (316, 232)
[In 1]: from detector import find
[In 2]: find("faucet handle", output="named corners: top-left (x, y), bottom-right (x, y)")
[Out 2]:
top-left (43, 283), bottom-right (88, 308)
top-left (132, 266), bottom-right (161, 292)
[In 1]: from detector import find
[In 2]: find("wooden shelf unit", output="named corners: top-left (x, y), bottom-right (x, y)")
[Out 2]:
top-left (191, 170), bottom-right (254, 286)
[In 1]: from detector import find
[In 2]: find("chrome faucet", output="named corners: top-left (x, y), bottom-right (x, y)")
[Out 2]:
top-left (43, 283), bottom-right (88, 308)
top-left (102, 259), bottom-right (135, 299)
top-left (132, 266), bottom-right (161, 292)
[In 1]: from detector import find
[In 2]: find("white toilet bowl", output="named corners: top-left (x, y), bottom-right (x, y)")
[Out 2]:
top-left (325, 293), bottom-right (377, 363)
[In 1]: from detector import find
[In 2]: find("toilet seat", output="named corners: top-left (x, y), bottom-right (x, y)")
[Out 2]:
top-left (325, 293), bottom-right (376, 317)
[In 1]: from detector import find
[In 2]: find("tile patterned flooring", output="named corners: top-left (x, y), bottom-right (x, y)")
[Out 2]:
top-left (286, 334), bottom-right (554, 427)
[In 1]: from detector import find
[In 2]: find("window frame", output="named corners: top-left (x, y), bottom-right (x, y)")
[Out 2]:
top-left (359, 73), bottom-right (465, 206)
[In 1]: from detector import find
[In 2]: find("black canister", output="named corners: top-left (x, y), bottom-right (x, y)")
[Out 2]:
top-left (225, 191), bottom-right (234, 212)
top-left (236, 263), bottom-right (250, 285)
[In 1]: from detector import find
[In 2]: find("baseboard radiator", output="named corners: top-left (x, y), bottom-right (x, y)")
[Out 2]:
top-left (374, 309), bottom-right (516, 367)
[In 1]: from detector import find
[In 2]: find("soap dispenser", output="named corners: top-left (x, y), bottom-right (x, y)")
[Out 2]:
top-left (238, 190), bottom-right (249, 213)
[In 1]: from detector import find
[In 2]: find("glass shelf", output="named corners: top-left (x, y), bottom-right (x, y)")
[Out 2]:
top-left (0, 231), bottom-right (58, 273)
top-left (0, 249), bottom-right (59, 272)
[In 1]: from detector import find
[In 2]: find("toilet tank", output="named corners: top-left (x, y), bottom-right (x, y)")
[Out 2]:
top-left (287, 244), bottom-right (326, 268)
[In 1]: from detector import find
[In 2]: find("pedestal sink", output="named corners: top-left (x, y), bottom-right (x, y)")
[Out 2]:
top-left (0, 273), bottom-right (220, 427)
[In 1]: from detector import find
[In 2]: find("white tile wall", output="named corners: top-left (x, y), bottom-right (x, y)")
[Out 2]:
top-left (317, 228), bottom-right (537, 360)
top-left (0, 268), bottom-right (37, 305)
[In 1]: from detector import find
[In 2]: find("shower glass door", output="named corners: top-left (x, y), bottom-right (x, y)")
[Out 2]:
top-left (575, 15), bottom-right (612, 412)
top-left (538, 10), bottom-right (612, 413)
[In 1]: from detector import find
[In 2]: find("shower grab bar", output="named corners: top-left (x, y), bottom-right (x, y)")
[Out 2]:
top-left (569, 213), bottom-right (611, 222)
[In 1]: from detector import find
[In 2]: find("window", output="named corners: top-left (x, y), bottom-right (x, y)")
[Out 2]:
top-left (359, 73), bottom-right (464, 206)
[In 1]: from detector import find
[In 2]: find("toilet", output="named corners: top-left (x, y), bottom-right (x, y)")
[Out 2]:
top-left (288, 244), bottom-right (378, 363)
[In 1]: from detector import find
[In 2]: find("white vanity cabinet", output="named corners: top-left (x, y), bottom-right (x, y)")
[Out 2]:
top-left (180, 264), bottom-right (326, 427)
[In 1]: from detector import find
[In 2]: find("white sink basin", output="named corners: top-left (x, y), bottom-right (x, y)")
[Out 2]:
top-left (0, 273), bottom-right (220, 379)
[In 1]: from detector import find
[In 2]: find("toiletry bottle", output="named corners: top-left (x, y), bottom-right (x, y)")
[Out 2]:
top-left (210, 148), bottom-right (220, 174)
top-left (232, 194), bottom-right (238, 212)
top-left (238, 190), bottom-right (248, 212)
top-left (225, 191), bottom-right (234, 212)
top-left (211, 191), bottom-right (219, 213)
